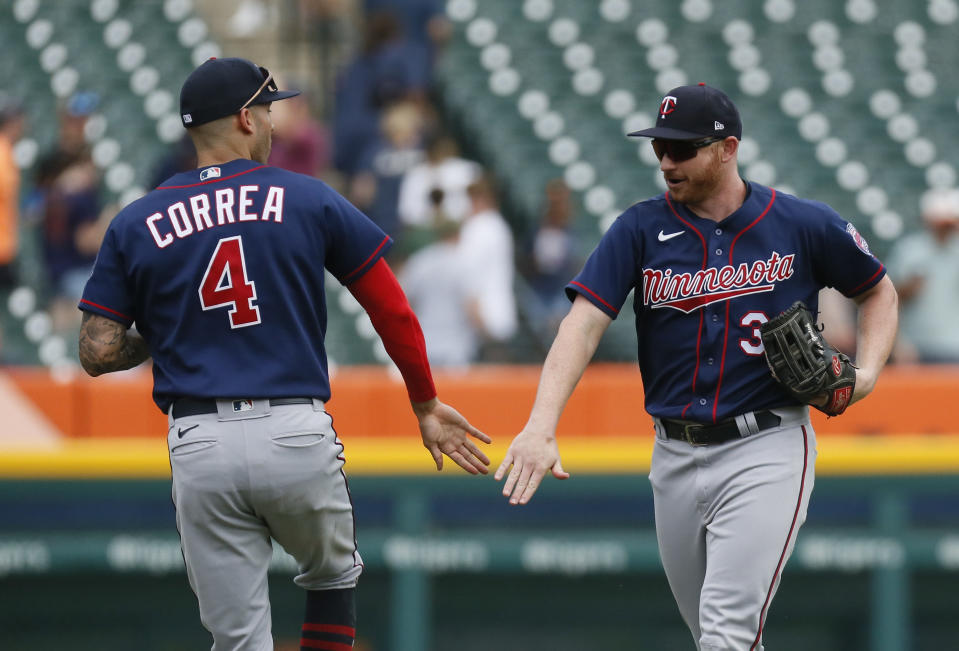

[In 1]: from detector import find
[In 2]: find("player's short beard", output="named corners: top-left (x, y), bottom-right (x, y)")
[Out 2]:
top-left (668, 146), bottom-right (724, 205)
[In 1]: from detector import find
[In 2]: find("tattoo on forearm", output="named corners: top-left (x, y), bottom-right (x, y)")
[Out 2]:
top-left (78, 312), bottom-right (150, 375)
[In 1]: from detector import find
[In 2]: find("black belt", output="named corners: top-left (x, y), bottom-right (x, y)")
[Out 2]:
top-left (172, 397), bottom-right (315, 419)
top-left (661, 410), bottom-right (781, 446)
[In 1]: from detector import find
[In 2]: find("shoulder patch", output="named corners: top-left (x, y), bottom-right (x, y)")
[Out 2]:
top-left (846, 223), bottom-right (871, 254)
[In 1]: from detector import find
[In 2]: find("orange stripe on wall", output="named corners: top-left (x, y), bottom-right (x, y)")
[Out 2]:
top-left (4, 364), bottom-right (959, 439)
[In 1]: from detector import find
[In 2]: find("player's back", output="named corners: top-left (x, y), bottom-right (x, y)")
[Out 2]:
top-left (86, 159), bottom-right (390, 410)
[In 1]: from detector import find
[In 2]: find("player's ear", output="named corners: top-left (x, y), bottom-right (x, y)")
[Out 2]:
top-left (721, 136), bottom-right (739, 163)
top-left (235, 108), bottom-right (256, 135)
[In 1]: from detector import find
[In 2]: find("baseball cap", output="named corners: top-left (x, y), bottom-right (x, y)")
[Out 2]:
top-left (179, 57), bottom-right (300, 128)
top-left (628, 83), bottom-right (742, 141)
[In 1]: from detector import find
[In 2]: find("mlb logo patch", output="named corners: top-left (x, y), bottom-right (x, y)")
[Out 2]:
top-left (232, 399), bottom-right (254, 412)
top-left (200, 167), bottom-right (221, 181)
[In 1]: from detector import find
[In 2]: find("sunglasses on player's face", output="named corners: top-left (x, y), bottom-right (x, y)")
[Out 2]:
top-left (651, 136), bottom-right (723, 162)
top-left (239, 66), bottom-right (277, 112)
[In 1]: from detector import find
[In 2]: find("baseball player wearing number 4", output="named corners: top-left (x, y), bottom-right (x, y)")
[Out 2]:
top-left (496, 84), bottom-right (898, 650)
top-left (77, 57), bottom-right (491, 651)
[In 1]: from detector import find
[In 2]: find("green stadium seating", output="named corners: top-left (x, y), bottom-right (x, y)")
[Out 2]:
top-left (436, 0), bottom-right (957, 268)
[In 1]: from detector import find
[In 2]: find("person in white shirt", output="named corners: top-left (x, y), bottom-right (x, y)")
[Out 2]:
top-left (397, 133), bottom-right (481, 226)
top-left (459, 175), bottom-right (518, 350)
top-left (399, 217), bottom-right (479, 367)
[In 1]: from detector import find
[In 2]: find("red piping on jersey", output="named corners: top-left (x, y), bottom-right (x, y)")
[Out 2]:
top-left (78, 298), bottom-right (131, 322)
top-left (568, 281), bottom-right (618, 315)
top-left (302, 624), bottom-right (357, 636)
top-left (751, 425), bottom-right (809, 651)
top-left (712, 189), bottom-right (776, 422)
top-left (665, 193), bottom-right (708, 417)
top-left (342, 235), bottom-right (390, 284)
top-left (157, 165), bottom-right (266, 189)
top-left (847, 263), bottom-right (884, 295)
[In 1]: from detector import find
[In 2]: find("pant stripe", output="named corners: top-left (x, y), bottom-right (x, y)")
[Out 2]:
top-left (750, 425), bottom-right (810, 651)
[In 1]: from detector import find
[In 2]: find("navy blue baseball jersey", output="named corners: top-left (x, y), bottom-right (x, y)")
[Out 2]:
top-left (80, 159), bottom-right (391, 411)
top-left (567, 182), bottom-right (885, 422)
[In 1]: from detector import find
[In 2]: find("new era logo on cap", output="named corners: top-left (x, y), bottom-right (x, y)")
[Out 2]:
top-left (628, 83), bottom-right (742, 141)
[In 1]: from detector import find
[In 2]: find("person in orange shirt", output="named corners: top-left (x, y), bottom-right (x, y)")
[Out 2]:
top-left (0, 96), bottom-right (25, 289)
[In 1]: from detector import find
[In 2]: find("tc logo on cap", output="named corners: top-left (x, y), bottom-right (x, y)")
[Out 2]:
top-left (660, 95), bottom-right (677, 118)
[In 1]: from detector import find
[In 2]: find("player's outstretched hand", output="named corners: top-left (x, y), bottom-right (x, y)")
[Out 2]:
top-left (495, 429), bottom-right (569, 505)
top-left (413, 398), bottom-right (491, 475)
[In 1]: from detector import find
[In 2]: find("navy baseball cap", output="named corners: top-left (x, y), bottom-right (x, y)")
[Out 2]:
top-left (179, 57), bottom-right (300, 128)
top-left (629, 83), bottom-right (742, 141)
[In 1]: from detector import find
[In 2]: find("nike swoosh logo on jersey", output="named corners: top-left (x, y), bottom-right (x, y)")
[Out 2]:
top-left (177, 424), bottom-right (200, 439)
top-left (658, 230), bottom-right (685, 242)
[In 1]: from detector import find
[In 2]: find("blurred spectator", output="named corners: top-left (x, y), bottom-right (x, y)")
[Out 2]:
top-left (150, 133), bottom-right (196, 188)
top-left (349, 100), bottom-right (425, 243)
top-left (887, 188), bottom-right (959, 364)
top-left (520, 179), bottom-right (582, 339)
top-left (365, 0), bottom-right (451, 60)
top-left (32, 92), bottom-right (108, 330)
top-left (399, 217), bottom-right (477, 367)
top-left (332, 8), bottom-right (430, 176)
top-left (459, 175), bottom-right (518, 358)
top-left (0, 94), bottom-right (26, 290)
top-left (268, 90), bottom-right (331, 177)
top-left (397, 132), bottom-right (480, 226)
top-left (295, 0), bottom-right (361, 109)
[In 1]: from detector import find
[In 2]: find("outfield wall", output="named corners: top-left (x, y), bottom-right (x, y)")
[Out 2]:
top-left (5, 364), bottom-right (959, 441)
top-left (1, 365), bottom-right (957, 650)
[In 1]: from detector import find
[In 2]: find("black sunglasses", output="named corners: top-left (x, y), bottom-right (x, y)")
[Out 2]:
top-left (239, 66), bottom-right (277, 112)
top-left (651, 137), bottom-right (723, 162)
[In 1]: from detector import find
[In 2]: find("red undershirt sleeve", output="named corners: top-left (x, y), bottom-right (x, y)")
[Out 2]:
top-left (346, 258), bottom-right (437, 403)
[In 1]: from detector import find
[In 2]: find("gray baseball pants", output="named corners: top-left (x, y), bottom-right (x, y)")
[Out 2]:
top-left (167, 398), bottom-right (363, 651)
top-left (649, 406), bottom-right (815, 651)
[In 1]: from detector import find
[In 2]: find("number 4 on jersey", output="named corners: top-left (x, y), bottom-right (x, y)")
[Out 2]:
top-left (199, 235), bottom-right (261, 328)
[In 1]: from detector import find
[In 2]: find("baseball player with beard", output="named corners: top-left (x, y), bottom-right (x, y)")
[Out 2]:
top-left (77, 57), bottom-right (490, 651)
top-left (496, 83), bottom-right (898, 650)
